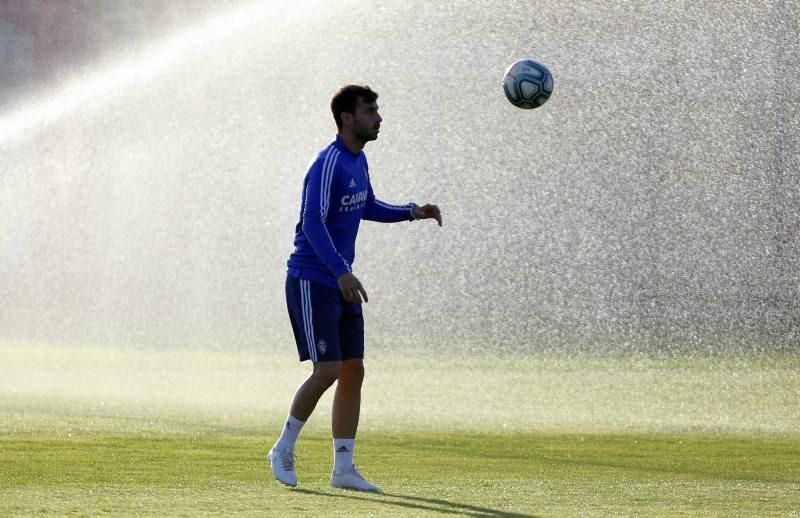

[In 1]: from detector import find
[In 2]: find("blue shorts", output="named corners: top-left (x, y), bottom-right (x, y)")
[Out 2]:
top-left (285, 274), bottom-right (364, 362)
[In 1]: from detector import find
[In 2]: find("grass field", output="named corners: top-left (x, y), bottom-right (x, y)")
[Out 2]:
top-left (2, 429), bottom-right (799, 516)
top-left (1, 342), bottom-right (799, 516)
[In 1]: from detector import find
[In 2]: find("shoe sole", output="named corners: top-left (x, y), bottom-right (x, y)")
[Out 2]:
top-left (268, 455), bottom-right (297, 487)
top-left (331, 486), bottom-right (381, 492)
top-left (330, 482), bottom-right (381, 492)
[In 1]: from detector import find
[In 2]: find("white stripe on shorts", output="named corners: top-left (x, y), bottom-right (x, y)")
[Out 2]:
top-left (300, 279), bottom-right (316, 362)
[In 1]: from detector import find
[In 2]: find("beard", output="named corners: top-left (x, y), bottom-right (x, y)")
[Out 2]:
top-left (353, 120), bottom-right (379, 142)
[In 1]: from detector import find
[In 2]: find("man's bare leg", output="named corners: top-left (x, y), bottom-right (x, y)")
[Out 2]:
top-left (273, 361), bottom-right (341, 452)
top-left (332, 359), bottom-right (364, 438)
top-left (329, 358), bottom-right (379, 490)
top-left (269, 361), bottom-right (341, 486)
top-left (290, 361), bottom-right (342, 421)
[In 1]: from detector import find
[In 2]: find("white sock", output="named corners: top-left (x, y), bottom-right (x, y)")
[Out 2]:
top-left (273, 415), bottom-right (305, 452)
top-left (333, 438), bottom-right (355, 473)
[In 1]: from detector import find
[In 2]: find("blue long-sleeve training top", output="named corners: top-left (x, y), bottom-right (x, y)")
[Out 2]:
top-left (287, 135), bottom-right (415, 288)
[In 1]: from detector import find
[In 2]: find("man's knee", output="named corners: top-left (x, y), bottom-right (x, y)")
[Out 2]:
top-left (311, 361), bottom-right (341, 388)
top-left (338, 359), bottom-right (364, 385)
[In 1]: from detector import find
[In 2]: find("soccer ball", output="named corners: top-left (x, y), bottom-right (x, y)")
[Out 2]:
top-left (503, 59), bottom-right (554, 109)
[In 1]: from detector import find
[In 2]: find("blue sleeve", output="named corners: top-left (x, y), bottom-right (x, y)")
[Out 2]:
top-left (362, 180), bottom-right (415, 223)
top-left (301, 158), bottom-right (351, 278)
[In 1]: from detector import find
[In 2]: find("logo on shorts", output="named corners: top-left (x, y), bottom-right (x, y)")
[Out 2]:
top-left (317, 339), bottom-right (327, 355)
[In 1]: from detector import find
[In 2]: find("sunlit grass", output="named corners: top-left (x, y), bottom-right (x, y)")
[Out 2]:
top-left (1, 342), bottom-right (798, 514)
top-left (1, 428), bottom-right (798, 516)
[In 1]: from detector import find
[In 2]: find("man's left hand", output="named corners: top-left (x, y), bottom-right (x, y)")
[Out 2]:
top-left (412, 204), bottom-right (442, 226)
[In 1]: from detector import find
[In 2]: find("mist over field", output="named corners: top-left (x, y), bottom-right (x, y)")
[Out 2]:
top-left (1, 0), bottom-right (797, 354)
top-left (2, 343), bottom-right (798, 437)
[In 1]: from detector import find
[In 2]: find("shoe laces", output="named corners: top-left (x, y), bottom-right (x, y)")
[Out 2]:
top-left (349, 466), bottom-right (378, 489)
top-left (277, 450), bottom-right (296, 471)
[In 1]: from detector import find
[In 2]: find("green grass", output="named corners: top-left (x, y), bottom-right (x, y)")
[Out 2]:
top-left (1, 342), bottom-right (799, 515)
top-left (2, 428), bottom-right (799, 516)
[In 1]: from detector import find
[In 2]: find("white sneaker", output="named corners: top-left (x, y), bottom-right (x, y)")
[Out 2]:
top-left (330, 465), bottom-right (381, 492)
top-left (267, 447), bottom-right (297, 487)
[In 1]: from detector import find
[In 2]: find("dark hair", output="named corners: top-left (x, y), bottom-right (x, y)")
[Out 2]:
top-left (331, 85), bottom-right (378, 129)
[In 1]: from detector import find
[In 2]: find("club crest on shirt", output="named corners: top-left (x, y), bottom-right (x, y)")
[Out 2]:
top-left (317, 339), bottom-right (327, 355)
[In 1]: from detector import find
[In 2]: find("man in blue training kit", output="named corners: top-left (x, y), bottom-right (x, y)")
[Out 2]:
top-left (268, 85), bottom-right (442, 491)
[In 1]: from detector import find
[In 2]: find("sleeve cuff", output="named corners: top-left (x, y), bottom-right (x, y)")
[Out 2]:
top-left (408, 202), bottom-right (418, 221)
top-left (331, 262), bottom-right (351, 278)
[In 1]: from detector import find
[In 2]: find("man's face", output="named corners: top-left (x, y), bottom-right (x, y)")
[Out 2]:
top-left (349, 97), bottom-right (382, 142)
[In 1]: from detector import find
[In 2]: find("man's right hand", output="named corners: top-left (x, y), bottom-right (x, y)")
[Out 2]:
top-left (337, 272), bottom-right (368, 304)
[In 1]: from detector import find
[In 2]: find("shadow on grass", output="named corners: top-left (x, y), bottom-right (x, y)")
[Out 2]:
top-left (292, 488), bottom-right (537, 517)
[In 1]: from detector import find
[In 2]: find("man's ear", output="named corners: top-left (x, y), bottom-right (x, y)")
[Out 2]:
top-left (341, 111), bottom-right (353, 126)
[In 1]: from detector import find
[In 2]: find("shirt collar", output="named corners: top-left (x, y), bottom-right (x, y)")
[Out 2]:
top-left (334, 134), bottom-right (362, 158)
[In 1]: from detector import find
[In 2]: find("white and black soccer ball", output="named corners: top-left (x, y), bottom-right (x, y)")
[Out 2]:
top-left (503, 58), bottom-right (554, 109)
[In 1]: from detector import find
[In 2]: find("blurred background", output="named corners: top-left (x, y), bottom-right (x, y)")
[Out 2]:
top-left (1, 0), bottom-right (798, 353)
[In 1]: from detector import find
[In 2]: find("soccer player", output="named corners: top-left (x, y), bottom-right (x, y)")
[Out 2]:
top-left (267, 85), bottom-right (442, 491)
